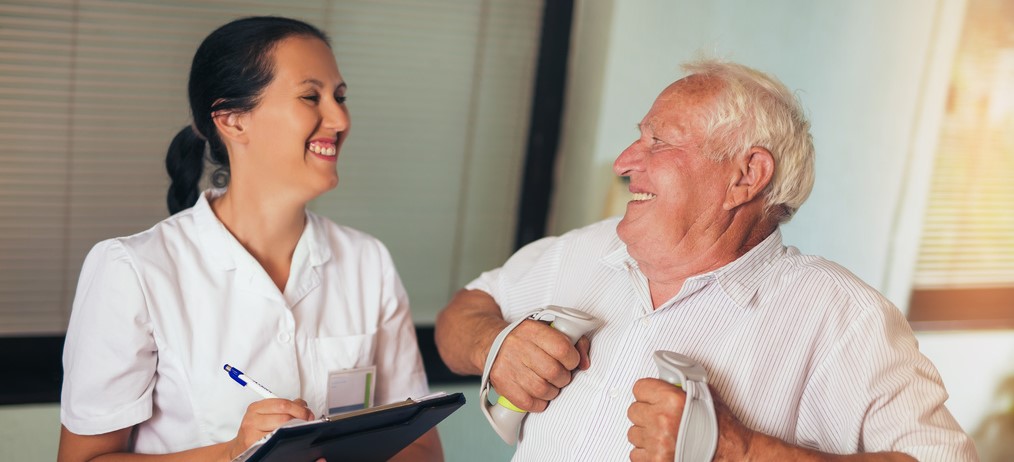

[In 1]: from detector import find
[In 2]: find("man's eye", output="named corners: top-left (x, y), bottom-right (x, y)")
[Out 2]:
top-left (302, 95), bottom-right (320, 103)
top-left (651, 137), bottom-right (665, 145)
top-left (336, 95), bottom-right (347, 104)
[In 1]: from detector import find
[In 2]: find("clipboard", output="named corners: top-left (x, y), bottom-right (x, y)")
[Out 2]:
top-left (234, 392), bottom-right (465, 462)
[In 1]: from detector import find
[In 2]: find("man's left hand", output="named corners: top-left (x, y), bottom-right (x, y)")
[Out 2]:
top-left (626, 378), bottom-right (751, 462)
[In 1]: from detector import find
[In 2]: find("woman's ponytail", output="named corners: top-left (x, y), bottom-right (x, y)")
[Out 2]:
top-left (165, 126), bottom-right (206, 215)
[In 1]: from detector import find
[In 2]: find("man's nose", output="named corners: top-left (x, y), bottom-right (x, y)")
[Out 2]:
top-left (613, 141), bottom-right (643, 176)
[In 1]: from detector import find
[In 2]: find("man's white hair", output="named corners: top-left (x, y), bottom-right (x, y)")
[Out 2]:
top-left (683, 59), bottom-right (815, 223)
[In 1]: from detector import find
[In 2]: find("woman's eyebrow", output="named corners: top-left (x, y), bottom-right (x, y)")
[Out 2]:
top-left (299, 79), bottom-right (347, 91)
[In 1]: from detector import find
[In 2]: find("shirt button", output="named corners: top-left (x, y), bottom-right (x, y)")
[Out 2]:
top-left (278, 332), bottom-right (291, 343)
top-left (640, 318), bottom-right (650, 327)
top-left (609, 388), bottom-right (618, 399)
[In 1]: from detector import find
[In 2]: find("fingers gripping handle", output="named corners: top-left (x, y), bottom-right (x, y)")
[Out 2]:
top-left (546, 306), bottom-right (601, 344)
top-left (653, 351), bottom-right (718, 462)
top-left (479, 306), bottom-right (603, 445)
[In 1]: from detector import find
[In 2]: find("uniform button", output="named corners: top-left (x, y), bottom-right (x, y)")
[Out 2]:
top-left (278, 332), bottom-right (291, 343)
top-left (640, 317), bottom-right (650, 327)
top-left (609, 388), bottom-right (618, 398)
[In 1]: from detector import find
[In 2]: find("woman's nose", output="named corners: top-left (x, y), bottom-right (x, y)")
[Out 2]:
top-left (322, 98), bottom-right (349, 133)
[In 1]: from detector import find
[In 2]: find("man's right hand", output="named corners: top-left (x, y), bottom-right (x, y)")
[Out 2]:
top-left (434, 289), bottom-right (593, 413)
top-left (488, 319), bottom-right (591, 412)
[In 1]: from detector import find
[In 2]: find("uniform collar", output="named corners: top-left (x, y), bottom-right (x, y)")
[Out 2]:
top-left (602, 227), bottom-right (786, 309)
top-left (299, 212), bottom-right (333, 268)
top-left (193, 189), bottom-right (235, 271)
top-left (193, 189), bottom-right (332, 272)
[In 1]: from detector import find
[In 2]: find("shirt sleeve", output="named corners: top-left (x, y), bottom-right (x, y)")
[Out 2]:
top-left (797, 301), bottom-right (977, 461)
top-left (464, 234), bottom-right (560, 322)
top-left (61, 239), bottom-right (158, 435)
top-left (372, 240), bottom-right (429, 404)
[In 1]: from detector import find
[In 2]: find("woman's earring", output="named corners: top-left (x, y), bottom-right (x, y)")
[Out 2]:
top-left (211, 167), bottom-right (230, 188)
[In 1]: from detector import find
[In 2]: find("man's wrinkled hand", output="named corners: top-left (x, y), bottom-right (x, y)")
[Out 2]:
top-left (488, 319), bottom-right (591, 412)
top-left (627, 378), bottom-right (753, 462)
top-left (627, 378), bottom-right (684, 461)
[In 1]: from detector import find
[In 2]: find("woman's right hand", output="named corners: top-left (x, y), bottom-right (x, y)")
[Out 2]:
top-left (225, 398), bottom-right (315, 460)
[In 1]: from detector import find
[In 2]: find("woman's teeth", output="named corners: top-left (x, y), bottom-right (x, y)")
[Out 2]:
top-left (631, 192), bottom-right (656, 201)
top-left (308, 143), bottom-right (336, 156)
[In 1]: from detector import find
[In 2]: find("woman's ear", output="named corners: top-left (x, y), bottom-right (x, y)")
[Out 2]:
top-left (212, 110), bottom-right (249, 145)
top-left (723, 147), bottom-right (774, 210)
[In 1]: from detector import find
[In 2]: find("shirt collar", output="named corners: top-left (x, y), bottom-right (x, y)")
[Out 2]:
top-left (299, 212), bottom-right (332, 268)
top-left (194, 189), bottom-right (332, 271)
top-left (601, 227), bottom-right (786, 309)
top-left (602, 238), bottom-right (634, 270)
top-left (709, 228), bottom-right (785, 308)
top-left (193, 189), bottom-right (235, 270)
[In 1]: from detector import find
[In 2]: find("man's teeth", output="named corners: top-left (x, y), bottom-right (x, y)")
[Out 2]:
top-left (308, 143), bottom-right (336, 156)
top-left (631, 192), bottom-right (656, 201)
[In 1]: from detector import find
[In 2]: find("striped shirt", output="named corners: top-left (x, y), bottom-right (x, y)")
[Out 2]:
top-left (466, 217), bottom-right (976, 461)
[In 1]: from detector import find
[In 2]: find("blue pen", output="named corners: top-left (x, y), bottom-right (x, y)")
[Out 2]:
top-left (224, 364), bottom-right (278, 399)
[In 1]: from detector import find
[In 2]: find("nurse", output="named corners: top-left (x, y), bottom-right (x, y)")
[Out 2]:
top-left (58, 16), bottom-right (442, 461)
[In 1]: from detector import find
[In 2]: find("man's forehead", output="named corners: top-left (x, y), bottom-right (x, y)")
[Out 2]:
top-left (641, 104), bottom-right (693, 140)
top-left (641, 76), bottom-right (719, 137)
top-left (640, 117), bottom-right (687, 138)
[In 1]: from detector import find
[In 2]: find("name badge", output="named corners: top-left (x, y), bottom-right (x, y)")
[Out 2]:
top-left (326, 365), bottom-right (376, 415)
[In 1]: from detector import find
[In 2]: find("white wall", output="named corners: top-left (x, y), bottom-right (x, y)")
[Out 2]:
top-left (553, 0), bottom-right (1014, 440)
top-left (554, 0), bottom-right (943, 283)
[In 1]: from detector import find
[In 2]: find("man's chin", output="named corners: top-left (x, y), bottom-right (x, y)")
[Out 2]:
top-left (615, 216), bottom-right (636, 245)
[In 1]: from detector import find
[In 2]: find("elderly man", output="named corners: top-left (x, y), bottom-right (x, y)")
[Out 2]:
top-left (435, 60), bottom-right (976, 461)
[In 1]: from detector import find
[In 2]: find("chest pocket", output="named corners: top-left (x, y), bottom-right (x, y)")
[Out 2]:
top-left (311, 332), bottom-right (378, 374)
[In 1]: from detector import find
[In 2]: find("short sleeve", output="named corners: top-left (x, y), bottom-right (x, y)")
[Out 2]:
top-left (464, 234), bottom-right (559, 321)
top-left (61, 239), bottom-right (158, 435)
top-left (372, 240), bottom-right (429, 404)
top-left (797, 302), bottom-right (977, 461)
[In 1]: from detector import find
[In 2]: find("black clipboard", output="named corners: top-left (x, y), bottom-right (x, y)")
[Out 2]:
top-left (234, 392), bottom-right (465, 462)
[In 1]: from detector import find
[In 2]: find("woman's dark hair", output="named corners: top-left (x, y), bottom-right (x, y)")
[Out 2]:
top-left (165, 16), bottom-right (330, 214)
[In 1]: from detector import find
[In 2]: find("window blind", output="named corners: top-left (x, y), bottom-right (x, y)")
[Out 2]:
top-left (0, 0), bottom-right (543, 334)
top-left (311, 0), bottom-right (543, 322)
top-left (912, 0), bottom-right (1014, 289)
top-left (909, 0), bottom-right (1014, 329)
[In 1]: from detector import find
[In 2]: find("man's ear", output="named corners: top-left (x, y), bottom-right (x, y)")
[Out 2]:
top-left (723, 147), bottom-right (774, 210)
top-left (212, 110), bottom-right (249, 145)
